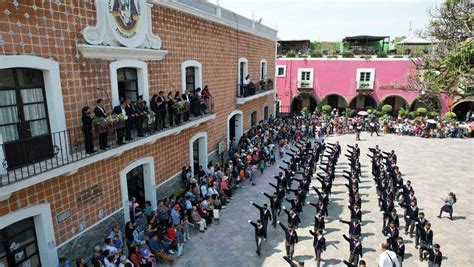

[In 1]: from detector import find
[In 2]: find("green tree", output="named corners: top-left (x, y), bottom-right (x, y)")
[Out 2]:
top-left (411, 0), bottom-right (473, 109)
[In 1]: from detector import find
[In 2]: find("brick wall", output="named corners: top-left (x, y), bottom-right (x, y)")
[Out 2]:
top-left (0, 1), bottom-right (275, 246)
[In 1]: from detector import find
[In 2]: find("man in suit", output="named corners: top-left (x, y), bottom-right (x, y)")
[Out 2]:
top-left (262, 192), bottom-right (281, 228)
top-left (250, 201), bottom-right (272, 240)
top-left (427, 244), bottom-right (442, 267)
top-left (135, 95), bottom-right (147, 137)
top-left (94, 99), bottom-right (109, 150)
top-left (309, 229), bottom-right (326, 267)
top-left (112, 100), bottom-right (127, 145)
top-left (278, 221), bottom-right (298, 260)
top-left (418, 223), bottom-right (434, 262)
top-left (343, 234), bottom-right (363, 266)
top-left (382, 220), bottom-right (399, 250)
top-left (248, 219), bottom-right (265, 256)
top-left (181, 89), bottom-right (193, 121)
top-left (156, 91), bottom-right (167, 129)
top-left (339, 218), bottom-right (361, 240)
top-left (124, 97), bottom-right (136, 141)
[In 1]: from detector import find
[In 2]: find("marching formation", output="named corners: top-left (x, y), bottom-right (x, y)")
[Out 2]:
top-left (369, 146), bottom-right (449, 266)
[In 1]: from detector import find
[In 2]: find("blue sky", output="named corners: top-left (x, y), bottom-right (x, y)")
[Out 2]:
top-left (217, 0), bottom-right (443, 41)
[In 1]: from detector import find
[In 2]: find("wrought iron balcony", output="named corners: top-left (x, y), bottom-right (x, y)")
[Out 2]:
top-left (0, 100), bottom-right (215, 187)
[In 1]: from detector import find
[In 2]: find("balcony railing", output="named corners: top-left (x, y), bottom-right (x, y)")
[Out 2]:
top-left (236, 79), bottom-right (274, 98)
top-left (0, 99), bottom-right (214, 186)
top-left (356, 80), bottom-right (374, 90)
top-left (297, 80), bottom-right (313, 89)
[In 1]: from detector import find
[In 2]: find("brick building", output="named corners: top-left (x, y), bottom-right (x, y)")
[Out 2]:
top-left (0, 0), bottom-right (277, 265)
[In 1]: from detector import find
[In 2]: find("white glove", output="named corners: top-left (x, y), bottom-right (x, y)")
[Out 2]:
top-left (248, 220), bottom-right (252, 223)
top-left (250, 201), bottom-right (253, 204)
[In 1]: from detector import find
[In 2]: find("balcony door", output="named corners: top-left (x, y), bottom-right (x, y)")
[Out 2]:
top-left (0, 68), bottom-right (53, 170)
top-left (0, 217), bottom-right (41, 267)
top-left (117, 68), bottom-right (139, 103)
top-left (127, 165), bottom-right (145, 221)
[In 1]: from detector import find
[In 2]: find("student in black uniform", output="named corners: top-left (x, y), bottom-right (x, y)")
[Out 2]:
top-left (342, 234), bottom-right (363, 266)
top-left (248, 219), bottom-right (265, 256)
top-left (262, 191), bottom-right (281, 228)
top-left (418, 223), bottom-right (433, 262)
top-left (250, 201), bottom-right (272, 240)
top-left (278, 221), bottom-right (298, 260)
top-left (382, 220), bottom-right (399, 250)
top-left (395, 237), bottom-right (405, 267)
top-left (339, 219), bottom-right (361, 240)
top-left (309, 229), bottom-right (326, 267)
top-left (427, 243), bottom-right (442, 267)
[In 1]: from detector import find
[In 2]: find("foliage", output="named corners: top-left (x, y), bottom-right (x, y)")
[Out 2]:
top-left (416, 107), bottom-right (428, 115)
top-left (374, 111), bottom-right (383, 117)
top-left (382, 104), bottom-right (393, 114)
top-left (321, 105), bottom-right (332, 114)
top-left (342, 51), bottom-right (354, 58)
top-left (311, 51), bottom-right (323, 58)
top-left (410, 0), bottom-right (473, 107)
top-left (346, 108), bottom-right (356, 118)
top-left (300, 106), bottom-right (311, 116)
top-left (377, 51), bottom-right (388, 58)
top-left (444, 111), bottom-right (457, 120)
top-left (367, 109), bottom-right (373, 114)
top-left (362, 55), bottom-right (372, 60)
top-left (286, 50), bottom-right (296, 58)
top-left (408, 111), bottom-right (416, 119)
top-left (398, 108), bottom-right (408, 118)
top-left (428, 111), bottom-right (439, 118)
top-left (380, 114), bottom-right (393, 121)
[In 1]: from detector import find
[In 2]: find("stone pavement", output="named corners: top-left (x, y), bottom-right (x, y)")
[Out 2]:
top-left (174, 133), bottom-right (474, 267)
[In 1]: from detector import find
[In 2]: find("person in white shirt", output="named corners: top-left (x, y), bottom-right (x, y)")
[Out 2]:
top-left (378, 243), bottom-right (400, 267)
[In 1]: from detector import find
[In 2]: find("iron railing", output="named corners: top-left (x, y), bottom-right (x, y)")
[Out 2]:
top-left (236, 80), bottom-right (274, 98)
top-left (0, 99), bottom-right (214, 186)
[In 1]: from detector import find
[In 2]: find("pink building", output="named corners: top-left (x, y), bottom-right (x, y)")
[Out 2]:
top-left (276, 58), bottom-right (449, 115)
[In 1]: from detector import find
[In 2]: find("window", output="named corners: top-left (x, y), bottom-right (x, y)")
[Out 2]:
top-left (297, 68), bottom-right (313, 81)
top-left (356, 68), bottom-right (375, 82)
top-left (260, 59), bottom-right (267, 80)
top-left (276, 65), bottom-right (286, 77)
top-left (359, 72), bottom-right (371, 82)
top-left (117, 68), bottom-right (138, 102)
top-left (251, 111), bottom-right (257, 126)
top-left (181, 60), bottom-right (202, 94)
top-left (0, 217), bottom-right (41, 267)
top-left (263, 106), bottom-right (269, 121)
top-left (185, 67), bottom-right (196, 95)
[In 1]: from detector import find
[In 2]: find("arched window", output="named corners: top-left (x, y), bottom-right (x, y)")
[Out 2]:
top-left (181, 60), bottom-right (202, 95)
top-left (250, 111), bottom-right (257, 127)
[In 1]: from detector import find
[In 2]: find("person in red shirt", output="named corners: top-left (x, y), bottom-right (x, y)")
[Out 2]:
top-left (166, 223), bottom-right (177, 249)
top-left (129, 245), bottom-right (143, 267)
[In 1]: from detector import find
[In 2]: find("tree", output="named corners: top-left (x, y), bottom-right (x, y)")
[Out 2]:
top-left (410, 0), bottom-right (473, 110)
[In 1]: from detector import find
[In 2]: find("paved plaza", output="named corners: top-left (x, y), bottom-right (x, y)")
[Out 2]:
top-left (177, 133), bottom-right (474, 267)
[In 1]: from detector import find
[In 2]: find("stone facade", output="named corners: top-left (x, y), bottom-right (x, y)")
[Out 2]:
top-left (0, 1), bottom-right (276, 264)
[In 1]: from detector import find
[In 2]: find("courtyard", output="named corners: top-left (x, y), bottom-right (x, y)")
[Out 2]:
top-left (177, 133), bottom-right (474, 267)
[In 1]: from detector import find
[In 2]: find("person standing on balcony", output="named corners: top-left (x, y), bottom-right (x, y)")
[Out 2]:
top-left (243, 75), bottom-right (251, 97)
top-left (113, 100), bottom-right (127, 145)
top-left (81, 106), bottom-right (95, 154)
top-left (174, 91), bottom-right (182, 124)
top-left (125, 97), bottom-right (136, 141)
top-left (182, 89), bottom-right (192, 121)
top-left (157, 91), bottom-right (167, 129)
top-left (167, 92), bottom-right (175, 127)
top-left (94, 98), bottom-right (109, 150)
top-left (135, 95), bottom-right (147, 137)
top-left (150, 94), bottom-right (159, 131)
top-left (202, 85), bottom-right (212, 113)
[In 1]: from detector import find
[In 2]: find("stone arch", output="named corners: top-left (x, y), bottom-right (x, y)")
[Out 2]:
top-left (349, 94), bottom-right (377, 111)
top-left (290, 93), bottom-right (318, 114)
top-left (410, 96), bottom-right (441, 111)
top-left (320, 93), bottom-right (348, 110)
top-left (379, 95), bottom-right (409, 115)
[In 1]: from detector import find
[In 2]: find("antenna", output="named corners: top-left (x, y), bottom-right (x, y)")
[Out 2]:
top-left (408, 20), bottom-right (413, 36)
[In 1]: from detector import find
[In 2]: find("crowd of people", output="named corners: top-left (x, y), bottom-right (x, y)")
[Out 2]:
top-left (60, 112), bottom-right (463, 267)
top-left (81, 87), bottom-right (213, 153)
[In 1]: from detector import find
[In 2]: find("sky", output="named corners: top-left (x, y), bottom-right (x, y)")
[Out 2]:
top-left (216, 0), bottom-right (444, 41)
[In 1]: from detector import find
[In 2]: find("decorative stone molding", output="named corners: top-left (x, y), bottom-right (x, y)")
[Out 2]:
top-left (77, 44), bottom-right (168, 60)
top-left (80, 0), bottom-right (167, 60)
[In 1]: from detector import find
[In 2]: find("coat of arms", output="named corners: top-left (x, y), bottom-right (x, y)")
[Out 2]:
top-left (109, 0), bottom-right (141, 38)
